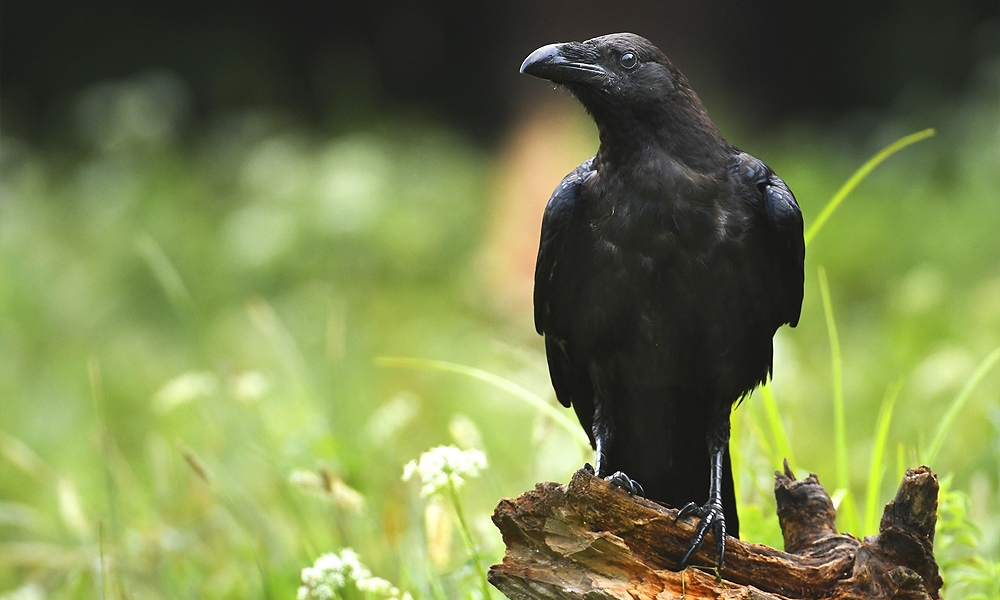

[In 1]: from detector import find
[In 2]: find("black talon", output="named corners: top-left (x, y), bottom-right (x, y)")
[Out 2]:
top-left (671, 420), bottom-right (733, 571)
top-left (604, 470), bottom-right (645, 497)
top-left (677, 499), bottom-right (727, 569)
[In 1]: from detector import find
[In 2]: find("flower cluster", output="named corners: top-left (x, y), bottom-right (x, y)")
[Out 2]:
top-left (402, 445), bottom-right (488, 498)
top-left (298, 549), bottom-right (411, 600)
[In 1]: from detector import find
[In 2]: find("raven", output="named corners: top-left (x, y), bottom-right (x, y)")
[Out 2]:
top-left (521, 33), bottom-right (804, 569)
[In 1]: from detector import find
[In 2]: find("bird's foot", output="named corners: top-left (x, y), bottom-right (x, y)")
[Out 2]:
top-left (677, 500), bottom-right (727, 570)
top-left (604, 470), bottom-right (646, 496)
top-left (580, 464), bottom-right (645, 496)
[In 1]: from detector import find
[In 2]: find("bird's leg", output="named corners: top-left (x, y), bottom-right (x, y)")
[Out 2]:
top-left (677, 419), bottom-right (729, 570)
top-left (588, 365), bottom-right (645, 497)
top-left (591, 397), bottom-right (612, 477)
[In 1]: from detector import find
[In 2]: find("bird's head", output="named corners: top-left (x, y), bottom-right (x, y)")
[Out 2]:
top-left (520, 33), bottom-right (720, 152)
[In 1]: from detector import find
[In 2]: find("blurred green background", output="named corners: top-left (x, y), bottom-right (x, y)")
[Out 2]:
top-left (2, 2), bottom-right (999, 598)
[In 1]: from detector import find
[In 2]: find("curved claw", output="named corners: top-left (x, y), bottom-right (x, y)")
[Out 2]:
top-left (677, 501), bottom-right (727, 569)
top-left (604, 470), bottom-right (646, 497)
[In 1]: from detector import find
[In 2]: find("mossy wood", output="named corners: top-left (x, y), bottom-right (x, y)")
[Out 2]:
top-left (489, 464), bottom-right (941, 600)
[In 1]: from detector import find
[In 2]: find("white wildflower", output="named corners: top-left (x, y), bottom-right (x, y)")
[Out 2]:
top-left (153, 371), bottom-right (218, 412)
top-left (402, 445), bottom-right (487, 498)
top-left (0, 582), bottom-right (45, 600)
top-left (289, 469), bottom-right (324, 490)
top-left (229, 370), bottom-right (270, 404)
top-left (297, 548), bottom-right (411, 600)
top-left (357, 576), bottom-right (413, 600)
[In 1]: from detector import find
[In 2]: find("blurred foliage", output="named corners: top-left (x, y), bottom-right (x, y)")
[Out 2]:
top-left (1, 58), bottom-right (998, 598)
top-left (936, 476), bottom-right (1000, 599)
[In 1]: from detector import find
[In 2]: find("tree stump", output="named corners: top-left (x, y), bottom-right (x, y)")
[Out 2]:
top-left (488, 463), bottom-right (942, 600)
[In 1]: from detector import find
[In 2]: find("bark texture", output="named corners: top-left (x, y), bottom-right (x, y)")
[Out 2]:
top-left (488, 464), bottom-right (941, 600)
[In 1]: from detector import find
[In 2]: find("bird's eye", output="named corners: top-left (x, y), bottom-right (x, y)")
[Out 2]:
top-left (619, 52), bottom-right (638, 69)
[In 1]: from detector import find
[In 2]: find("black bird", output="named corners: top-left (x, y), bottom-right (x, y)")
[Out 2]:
top-left (520, 33), bottom-right (804, 569)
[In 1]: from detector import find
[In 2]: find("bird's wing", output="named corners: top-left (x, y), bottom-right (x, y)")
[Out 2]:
top-left (735, 152), bottom-right (805, 327)
top-left (534, 158), bottom-right (594, 409)
top-left (534, 157), bottom-right (593, 334)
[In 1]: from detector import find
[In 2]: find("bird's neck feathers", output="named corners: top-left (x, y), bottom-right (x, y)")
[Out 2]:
top-left (591, 88), bottom-right (729, 173)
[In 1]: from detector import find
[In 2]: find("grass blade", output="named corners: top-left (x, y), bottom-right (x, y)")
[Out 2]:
top-left (740, 404), bottom-right (775, 463)
top-left (896, 443), bottom-right (907, 488)
top-left (921, 347), bottom-right (1000, 466)
top-left (804, 128), bottom-right (935, 247)
top-left (729, 405), bottom-right (744, 504)
top-left (98, 520), bottom-right (111, 600)
top-left (135, 231), bottom-right (196, 314)
top-left (818, 267), bottom-right (847, 489)
top-left (758, 383), bottom-right (797, 473)
top-left (864, 379), bottom-right (903, 536)
top-left (375, 356), bottom-right (593, 451)
top-left (817, 266), bottom-right (858, 533)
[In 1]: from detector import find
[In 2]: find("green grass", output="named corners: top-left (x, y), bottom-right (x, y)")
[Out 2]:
top-left (803, 128), bottom-right (936, 246)
top-left (922, 348), bottom-right (1000, 467)
top-left (864, 379), bottom-right (903, 536)
top-left (374, 357), bottom-right (591, 452)
top-left (817, 265), bottom-right (858, 534)
top-left (1, 67), bottom-right (999, 598)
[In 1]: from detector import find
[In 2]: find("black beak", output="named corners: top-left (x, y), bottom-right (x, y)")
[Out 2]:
top-left (520, 42), bottom-right (607, 86)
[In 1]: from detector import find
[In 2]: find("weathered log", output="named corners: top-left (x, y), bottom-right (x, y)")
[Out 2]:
top-left (488, 463), bottom-right (941, 600)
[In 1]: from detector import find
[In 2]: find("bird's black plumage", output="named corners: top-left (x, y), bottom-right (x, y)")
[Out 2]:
top-left (521, 33), bottom-right (804, 568)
